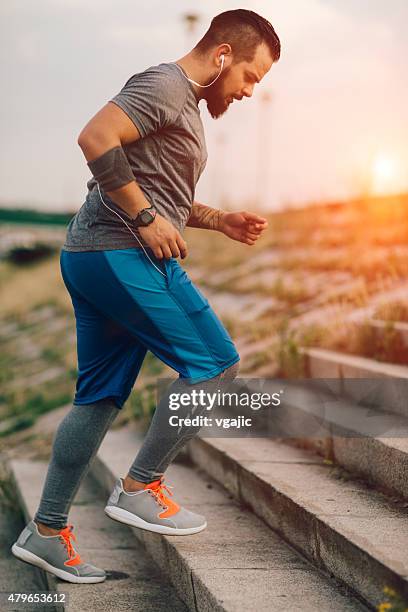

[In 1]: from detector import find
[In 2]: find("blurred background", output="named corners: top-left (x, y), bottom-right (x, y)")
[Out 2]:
top-left (1, 0), bottom-right (408, 449)
top-left (1, 6), bottom-right (408, 605)
top-left (1, 0), bottom-right (408, 211)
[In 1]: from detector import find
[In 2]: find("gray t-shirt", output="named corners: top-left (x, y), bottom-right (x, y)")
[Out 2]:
top-left (62, 62), bottom-right (207, 251)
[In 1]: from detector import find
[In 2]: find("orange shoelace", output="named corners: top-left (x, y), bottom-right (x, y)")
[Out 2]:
top-left (145, 478), bottom-right (174, 507)
top-left (144, 478), bottom-right (180, 517)
top-left (59, 524), bottom-right (82, 566)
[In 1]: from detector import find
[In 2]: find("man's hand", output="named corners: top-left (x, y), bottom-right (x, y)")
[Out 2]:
top-left (138, 213), bottom-right (188, 259)
top-left (219, 211), bottom-right (268, 245)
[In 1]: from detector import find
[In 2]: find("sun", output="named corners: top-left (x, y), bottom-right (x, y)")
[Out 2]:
top-left (371, 154), bottom-right (398, 194)
top-left (374, 155), bottom-right (395, 181)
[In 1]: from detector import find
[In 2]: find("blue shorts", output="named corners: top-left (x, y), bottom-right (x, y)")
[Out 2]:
top-left (60, 248), bottom-right (240, 409)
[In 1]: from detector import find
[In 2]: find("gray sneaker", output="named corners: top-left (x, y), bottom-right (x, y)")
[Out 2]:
top-left (105, 477), bottom-right (207, 536)
top-left (11, 520), bottom-right (106, 584)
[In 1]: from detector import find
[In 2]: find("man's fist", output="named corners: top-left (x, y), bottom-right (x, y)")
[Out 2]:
top-left (138, 213), bottom-right (188, 259)
top-left (219, 211), bottom-right (268, 245)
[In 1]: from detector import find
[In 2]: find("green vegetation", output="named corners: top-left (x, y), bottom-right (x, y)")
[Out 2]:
top-left (377, 586), bottom-right (408, 611)
top-left (6, 243), bottom-right (57, 264)
top-left (128, 383), bottom-right (156, 421)
top-left (276, 320), bottom-right (306, 378)
top-left (0, 208), bottom-right (74, 226)
top-left (2, 191), bottom-right (408, 447)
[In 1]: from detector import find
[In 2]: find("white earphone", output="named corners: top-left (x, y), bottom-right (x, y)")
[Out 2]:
top-left (181, 54), bottom-right (225, 88)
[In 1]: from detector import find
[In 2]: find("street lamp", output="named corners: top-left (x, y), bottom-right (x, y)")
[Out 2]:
top-left (257, 90), bottom-right (273, 208)
top-left (182, 13), bottom-right (200, 51)
top-left (183, 13), bottom-right (200, 34)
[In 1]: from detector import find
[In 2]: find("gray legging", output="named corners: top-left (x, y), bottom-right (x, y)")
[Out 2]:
top-left (34, 361), bottom-right (239, 529)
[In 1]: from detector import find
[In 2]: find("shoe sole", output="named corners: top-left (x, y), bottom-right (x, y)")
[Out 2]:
top-left (104, 505), bottom-right (207, 536)
top-left (11, 544), bottom-right (106, 584)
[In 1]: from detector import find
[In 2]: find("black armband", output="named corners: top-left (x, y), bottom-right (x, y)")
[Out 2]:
top-left (87, 145), bottom-right (135, 192)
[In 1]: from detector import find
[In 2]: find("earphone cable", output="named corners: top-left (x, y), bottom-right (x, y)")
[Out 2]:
top-left (96, 182), bottom-right (167, 277)
top-left (172, 55), bottom-right (224, 88)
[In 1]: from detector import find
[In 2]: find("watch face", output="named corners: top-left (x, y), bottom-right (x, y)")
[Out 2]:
top-left (140, 209), bottom-right (155, 225)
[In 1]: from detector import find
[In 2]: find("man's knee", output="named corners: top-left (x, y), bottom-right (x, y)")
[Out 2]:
top-left (181, 358), bottom-right (240, 388)
top-left (219, 359), bottom-right (240, 381)
top-left (203, 358), bottom-right (240, 384)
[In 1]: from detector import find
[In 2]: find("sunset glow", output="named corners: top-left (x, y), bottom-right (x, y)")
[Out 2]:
top-left (371, 154), bottom-right (399, 195)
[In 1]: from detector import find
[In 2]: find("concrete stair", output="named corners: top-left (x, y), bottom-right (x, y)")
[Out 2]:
top-left (284, 347), bottom-right (408, 500)
top-left (262, 381), bottom-right (408, 501)
top-left (185, 434), bottom-right (408, 610)
top-left (9, 458), bottom-right (188, 612)
top-left (302, 346), bottom-right (408, 381)
top-left (301, 347), bottom-right (408, 418)
top-left (89, 427), bottom-right (369, 611)
top-left (0, 478), bottom-right (52, 612)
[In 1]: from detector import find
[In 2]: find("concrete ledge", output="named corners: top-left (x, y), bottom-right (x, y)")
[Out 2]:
top-left (332, 435), bottom-right (408, 500)
top-left (8, 457), bottom-right (188, 612)
top-left (272, 383), bottom-right (408, 500)
top-left (301, 347), bottom-right (408, 418)
top-left (92, 428), bottom-right (367, 612)
top-left (186, 435), bottom-right (408, 609)
top-left (8, 460), bottom-right (64, 610)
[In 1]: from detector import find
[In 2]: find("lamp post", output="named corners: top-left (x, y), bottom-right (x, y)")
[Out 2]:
top-left (257, 90), bottom-right (273, 208)
top-left (182, 13), bottom-right (200, 51)
top-left (183, 13), bottom-right (199, 34)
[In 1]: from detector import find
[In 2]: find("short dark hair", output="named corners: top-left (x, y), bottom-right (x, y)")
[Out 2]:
top-left (194, 9), bottom-right (281, 63)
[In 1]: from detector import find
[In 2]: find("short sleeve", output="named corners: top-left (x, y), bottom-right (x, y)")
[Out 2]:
top-left (109, 65), bottom-right (187, 138)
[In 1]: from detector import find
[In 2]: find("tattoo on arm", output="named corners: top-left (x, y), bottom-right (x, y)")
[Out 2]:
top-left (187, 201), bottom-right (224, 231)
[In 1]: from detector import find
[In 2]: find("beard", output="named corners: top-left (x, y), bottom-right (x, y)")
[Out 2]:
top-left (203, 65), bottom-right (232, 119)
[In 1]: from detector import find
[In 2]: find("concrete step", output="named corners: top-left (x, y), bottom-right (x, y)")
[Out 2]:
top-left (91, 427), bottom-right (369, 612)
top-left (301, 347), bottom-right (408, 418)
top-left (0, 465), bottom-right (53, 612)
top-left (264, 382), bottom-right (408, 501)
top-left (9, 458), bottom-right (188, 612)
top-left (185, 435), bottom-right (408, 610)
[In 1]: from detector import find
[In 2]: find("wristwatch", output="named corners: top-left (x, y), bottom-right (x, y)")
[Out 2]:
top-left (131, 205), bottom-right (157, 227)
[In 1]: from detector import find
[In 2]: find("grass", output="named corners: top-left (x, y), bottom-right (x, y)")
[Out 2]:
top-left (314, 318), bottom-right (408, 365)
top-left (0, 253), bottom-right (71, 319)
top-left (186, 193), bottom-right (408, 371)
top-left (0, 253), bottom-right (78, 442)
top-left (1, 389), bottom-right (73, 437)
top-left (2, 191), bottom-right (408, 442)
top-left (276, 321), bottom-right (307, 378)
top-left (142, 351), bottom-right (166, 377)
top-left (244, 349), bottom-right (274, 372)
top-left (373, 300), bottom-right (408, 323)
top-left (0, 249), bottom-right (175, 442)
top-left (377, 586), bottom-right (408, 611)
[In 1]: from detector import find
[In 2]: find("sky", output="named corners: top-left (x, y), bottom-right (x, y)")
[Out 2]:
top-left (1, 0), bottom-right (407, 212)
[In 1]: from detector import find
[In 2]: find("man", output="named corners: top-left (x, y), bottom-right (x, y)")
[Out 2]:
top-left (12, 9), bottom-right (280, 583)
